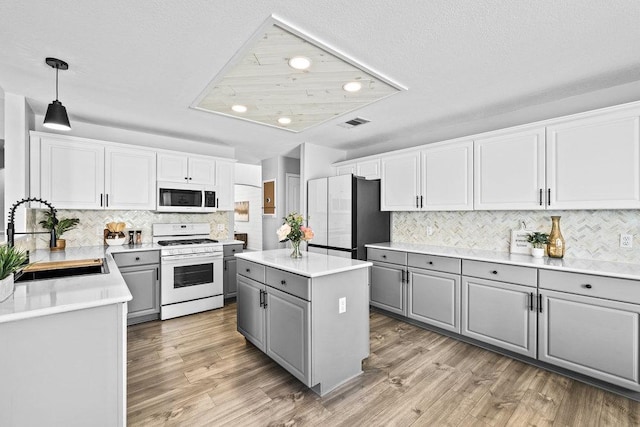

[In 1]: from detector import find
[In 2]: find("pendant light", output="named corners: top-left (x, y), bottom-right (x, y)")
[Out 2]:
top-left (43, 57), bottom-right (71, 131)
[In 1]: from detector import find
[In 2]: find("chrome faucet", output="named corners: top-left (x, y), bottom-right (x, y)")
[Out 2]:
top-left (7, 197), bottom-right (58, 248)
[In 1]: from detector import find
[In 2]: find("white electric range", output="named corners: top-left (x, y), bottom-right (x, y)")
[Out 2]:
top-left (152, 223), bottom-right (224, 320)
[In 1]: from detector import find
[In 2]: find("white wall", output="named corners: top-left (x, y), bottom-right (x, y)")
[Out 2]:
top-left (234, 185), bottom-right (262, 251)
top-left (4, 93), bottom-right (33, 240)
top-left (235, 163), bottom-right (261, 187)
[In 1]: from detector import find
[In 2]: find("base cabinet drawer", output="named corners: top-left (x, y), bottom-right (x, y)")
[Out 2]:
top-left (408, 268), bottom-right (460, 333)
top-left (461, 276), bottom-right (537, 358)
top-left (370, 261), bottom-right (405, 315)
top-left (237, 259), bottom-right (266, 283)
top-left (367, 248), bottom-right (407, 265)
top-left (539, 289), bottom-right (640, 391)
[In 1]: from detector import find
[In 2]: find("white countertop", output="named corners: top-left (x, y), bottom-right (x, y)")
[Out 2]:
top-left (0, 244), bottom-right (163, 324)
top-left (235, 249), bottom-right (372, 278)
top-left (366, 242), bottom-right (640, 281)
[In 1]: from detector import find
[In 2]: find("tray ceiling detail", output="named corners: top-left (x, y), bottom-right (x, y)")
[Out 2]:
top-left (191, 16), bottom-right (405, 132)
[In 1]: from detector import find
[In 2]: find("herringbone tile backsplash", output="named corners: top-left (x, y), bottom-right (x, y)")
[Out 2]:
top-left (28, 209), bottom-right (231, 250)
top-left (392, 210), bottom-right (640, 263)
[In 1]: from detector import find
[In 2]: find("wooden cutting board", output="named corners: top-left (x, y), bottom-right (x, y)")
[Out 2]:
top-left (23, 258), bottom-right (104, 272)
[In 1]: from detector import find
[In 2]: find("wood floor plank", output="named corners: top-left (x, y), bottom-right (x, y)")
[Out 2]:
top-left (127, 304), bottom-right (640, 426)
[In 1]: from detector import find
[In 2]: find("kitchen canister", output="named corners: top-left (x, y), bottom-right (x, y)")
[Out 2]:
top-left (547, 216), bottom-right (565, 258)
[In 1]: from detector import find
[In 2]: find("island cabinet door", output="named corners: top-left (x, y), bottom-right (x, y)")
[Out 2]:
top-left (539, 290), bottom-right (640, 391)
top-left (237, 276), bottom-right (266, 352)
top-left (370, 261), bottom-right (406, 315)
top-left (461, 276), bottom-right (537, 358)
top-left (407, 269), bottom-right (460, 333)
top-left (265, 287), bottom-right (311, 386)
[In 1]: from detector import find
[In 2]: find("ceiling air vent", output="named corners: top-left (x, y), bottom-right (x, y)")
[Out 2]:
top-left (338, 117), bottom-right (370, 129)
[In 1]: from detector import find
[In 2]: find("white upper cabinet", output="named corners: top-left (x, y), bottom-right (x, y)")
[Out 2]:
top-left (214, 160), bottom-right (235, 211)
top-left (335, 159), bottom-right (381, 180)
top-left (39, 137), bottom-right (105, 210)
top-left (422, 140), bottom-right (473, 211)
top-left (546, 111), bottom-right (640, 209)
top-left (105, 146), bottom-right (157, 210)
top-left (474, 127), bottom-right (546, 210)
top-left (335, 163), bottom-right (356, 176)
top-left (157, 153), bottom-right (216, 185)
top-left (380, 151), bottom-right (421, 211)
top-left (34, 133), bottom-right (156, 210)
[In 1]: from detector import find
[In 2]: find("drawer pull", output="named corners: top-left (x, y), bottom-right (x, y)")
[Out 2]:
top-left (382, 254), bottom-right (387, 258)
top-left (491, 270), bottom-right (498, 275)
top-left (246, 268), bottom-right (250, 273)
top-left (428, 261), bottom-right (433, 265)
top-left (135, 256), bottom-right (140, 261)
top-left (232, 249), bottom-right (236, 252)
top-left (583, 284), bottom-right (592, 289)
top-left (280, 280), bottom-right (286, 285)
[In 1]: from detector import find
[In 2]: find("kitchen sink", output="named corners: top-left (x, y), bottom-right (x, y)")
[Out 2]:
top-left (15, 258), bottom-right (109, 282)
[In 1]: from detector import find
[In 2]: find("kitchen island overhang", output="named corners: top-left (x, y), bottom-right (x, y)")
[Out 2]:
top-left (235, 249), bottom-right (372, 396)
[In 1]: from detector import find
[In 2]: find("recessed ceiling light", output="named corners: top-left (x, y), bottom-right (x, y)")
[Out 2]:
top-left (288, 56), bottom-right (311, 70)
top-left (343, 81), bottom-right (362, 92)
top-left (231, 104), bottom-right (248, 113)
top-left (278, 117), bottom-right (292, 125)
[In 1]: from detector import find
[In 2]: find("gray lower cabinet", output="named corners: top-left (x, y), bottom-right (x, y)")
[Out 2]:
top-left (370, 261), bottom-right (405, 315)
top-left (539, 269), bottom-right (640, 391)
top-left (265, 287), bottom-right (311, 385)
top-left (223, 243), bottom-right (243, 299)
top-left (237, 275), bottom-right (266, 350)
top-left (461, 276), bottom-right (537, 358)
top-left (113, 250), bottom-right (160, 325)
top-left (461, 260), bottom-right (538, 358)
top-left (408, 268), bottom-right (460, 333)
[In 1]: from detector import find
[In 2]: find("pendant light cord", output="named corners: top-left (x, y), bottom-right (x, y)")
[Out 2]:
top-left (55, 66), bottom-right (59, 101)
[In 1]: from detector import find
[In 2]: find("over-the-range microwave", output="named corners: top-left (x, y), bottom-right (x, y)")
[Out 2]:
top-left (156, 181), bottom-right (217, 213)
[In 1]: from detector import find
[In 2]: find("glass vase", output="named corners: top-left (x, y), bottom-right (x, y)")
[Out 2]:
top-left (547, 216), bottom-right (565, 258)
top-left (290, 240), bottom-right (303, 258)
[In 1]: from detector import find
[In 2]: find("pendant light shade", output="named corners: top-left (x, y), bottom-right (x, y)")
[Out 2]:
top-left (43, 57), bottom-right (71, 131)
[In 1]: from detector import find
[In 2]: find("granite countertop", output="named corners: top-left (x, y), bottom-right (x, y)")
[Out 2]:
top-left (0, 245), bottom-right (161, 324)
top-left (366, 242), bottom-right (640, 281)
top-left (235, 249), bottom-right (372, 278)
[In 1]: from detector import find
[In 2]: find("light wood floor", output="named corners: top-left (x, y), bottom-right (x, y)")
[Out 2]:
top-left (127, 302), bottom-right (640, 426)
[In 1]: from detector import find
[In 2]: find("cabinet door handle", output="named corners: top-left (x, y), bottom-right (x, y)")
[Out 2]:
top-left (583, 284), bottom-right (592, 289)
top-left (189, 177), bottom-right (192, 180)
top-left (224, 260), bottom-right (227, 271)
top-left (416, 195), bottom-right (419, 208)
top-left (280, 280), bottom-right (286, 285)
top-left (529, 292), bottom-right (534, 311)
top-left (420, 195), bottom-right (423, 208)
top-left (156, 268), bottom-right (159, 280)
top-left (401, 269), bottom-right (405, 283)
top-left (548, 188), bottom-right (551, 206)
top-left (539, 189), bottom-right (543, 206)
top-left (538, 294), bottom-right (543, 313)
top-left (106, 194), bottom-right (109, 207)
top-left (259, 289), bottom-right (264, 307)
top-left (263, 291), bottom-right (268, 309)
top-left (185, 177), bottom-right (189, 181)
top-left (406, 271), bottom-right (410, 284)
top-left (100, 193), bottom-right (103, 207)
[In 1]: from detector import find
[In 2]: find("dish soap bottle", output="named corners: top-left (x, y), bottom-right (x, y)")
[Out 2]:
top-left (548, 216), bottom-right (565, 258)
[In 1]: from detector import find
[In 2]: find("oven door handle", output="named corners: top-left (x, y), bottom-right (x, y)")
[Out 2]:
top-left (161, 254), bottom-right (222, 264)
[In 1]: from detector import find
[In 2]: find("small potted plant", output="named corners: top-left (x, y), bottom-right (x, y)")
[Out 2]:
top-left (39, 211), bottom-right (80, 251)
top-left (0, 245), bottom-right (28, 302)
top-left (527, 232), bottom-right (549, 258)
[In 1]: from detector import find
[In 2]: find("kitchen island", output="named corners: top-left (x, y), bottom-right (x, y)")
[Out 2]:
top-left (235, 249), bottom-right (372, 396)
top-left (0, 246), bottom-right (137, 427)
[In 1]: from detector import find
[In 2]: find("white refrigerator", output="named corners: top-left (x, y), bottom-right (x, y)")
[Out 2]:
top-left (307, 174), bottom-right (390, 260)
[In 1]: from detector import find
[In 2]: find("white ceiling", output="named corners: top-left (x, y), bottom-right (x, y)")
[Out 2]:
top-left (1, 1), bottom-right (639, 164)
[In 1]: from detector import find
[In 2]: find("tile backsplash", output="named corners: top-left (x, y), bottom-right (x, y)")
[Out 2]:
top-left (392, 210), bottom-right (640, 264)
top-left (29, 209), bottom-right (231, 250)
